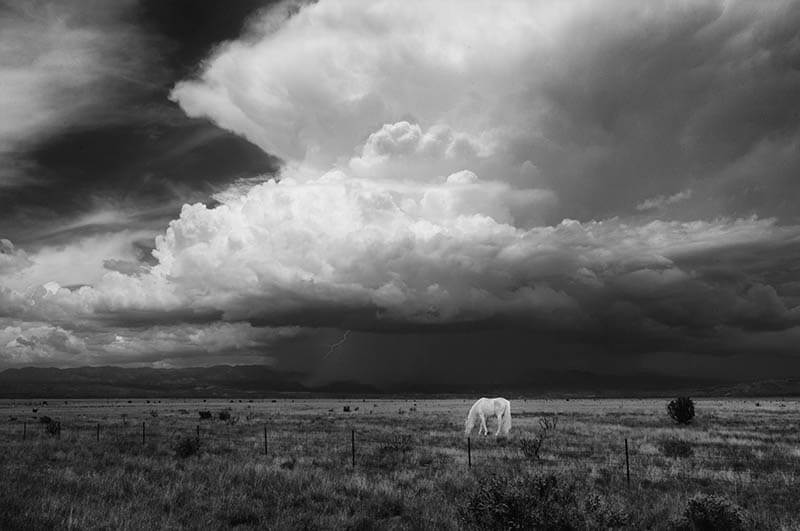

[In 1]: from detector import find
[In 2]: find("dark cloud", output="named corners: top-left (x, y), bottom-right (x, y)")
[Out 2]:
top-left (2, 0), bottom-right (800, 387)
top-left (1, 120), bottom-right (279, 245)
top-left (0, 0), bottom-right (280, 246)
top-left (510, 0), bottom-right (800, 222)
top-left (137, 0), bottom-right (286, 76)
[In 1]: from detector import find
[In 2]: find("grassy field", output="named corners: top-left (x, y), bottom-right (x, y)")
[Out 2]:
top-left (1, 397), bottom-right (799, 529)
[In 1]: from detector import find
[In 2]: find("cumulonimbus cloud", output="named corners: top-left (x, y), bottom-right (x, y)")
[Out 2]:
top-left (172, 0), bottom-right (800, 221)
top-left (2, 0), bottom-right (800, 367)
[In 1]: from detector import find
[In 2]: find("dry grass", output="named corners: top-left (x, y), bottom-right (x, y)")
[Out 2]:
top-left (1, 397), bottom-right (799, 529)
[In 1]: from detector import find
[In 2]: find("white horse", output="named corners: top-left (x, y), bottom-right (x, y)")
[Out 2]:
top-left (465, 397), bottom-right (511, 437)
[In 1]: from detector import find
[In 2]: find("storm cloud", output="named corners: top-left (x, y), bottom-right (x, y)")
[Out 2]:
top-left (1, 0), bottom-right (800, 385)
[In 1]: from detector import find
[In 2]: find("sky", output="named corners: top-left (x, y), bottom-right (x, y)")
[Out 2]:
top-left (1, 0), bottom-right (800, 387)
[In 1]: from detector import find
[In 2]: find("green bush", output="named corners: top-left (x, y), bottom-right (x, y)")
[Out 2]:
top-left (174, 437), bottom-right (200, 458)
top-left (218, 410), bottom-right (231, 421)
top-left (660, 438), bottom-right (694, 458)
top-left (45, 421), bottom-right (60, 437)
top-left (674, 494), bottom-right (748, 530)
top-left (462, 472), bottom-right (628, 529)
top-left (668, 397), bottom-right (695, 425)
top-left (519, 437), bottom-right (543, 459)
top-left (382, 434), bottom-right (413, 454)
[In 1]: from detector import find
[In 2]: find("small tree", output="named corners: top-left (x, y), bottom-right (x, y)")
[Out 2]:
top-left (174, 437), bottom-right (200, 458)
top-left (667, 397), bottom-right (695, 425)
top-left (520, 416), bottom-right (558, 460)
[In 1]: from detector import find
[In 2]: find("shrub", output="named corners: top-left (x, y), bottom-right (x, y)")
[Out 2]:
top-left (667, 397), bottom-right (695, 425)
top-left (660, 438), bottom-right (694, 458)
top-left (38, 415), bottom-right (53, 425)
top-left (343, 406), bottom-right (351, 412)
top-left (198, 410), bottom-right (212, 420)
top-left (519, 437), bottom-right (544, 459)
top-left (519, 416), bottom-right (558, 460)
top-left (462, 472), bottom-right (628, 529)
top-left (674, 494), bottom-right (748, 530)
top-left (382, 434), bottom-right (414, 454)
top-left (218, 410), bottom-right (231, 421)
top-left (174, 437), bottom-right (200, 458)
top-left (45, 421), bottom-right (60, 437)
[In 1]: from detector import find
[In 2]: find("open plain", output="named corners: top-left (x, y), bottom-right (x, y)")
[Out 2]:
top-left (1, 397), bottom-right (799, 529)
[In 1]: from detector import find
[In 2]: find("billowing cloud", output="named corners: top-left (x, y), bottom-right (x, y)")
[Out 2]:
top-left (3, 203), bottom-right (798, 333)
top-left (0, 239), bottom-right (31, 275)
top-left (172, 0), bottom-right (800, 222)
top-left (2, 0), bottom-right (800, 376)
top-left (636, 190), bottom-right (692, 212)
top-left (0, 316), bottom-right (299, 368)
top-left (98, 322), bottom-right (300, 366)
top-left (0, 322), bottom-right (87, 364)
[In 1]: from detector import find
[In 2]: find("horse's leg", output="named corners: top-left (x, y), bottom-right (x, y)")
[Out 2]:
top-left (495, 413), bottom-right (502, 436)
top-left (480, 414), bottom-right (488, 436)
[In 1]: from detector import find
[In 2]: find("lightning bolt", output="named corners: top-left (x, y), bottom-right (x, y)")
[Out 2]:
top-left (323, 330), bottom-right (351, 359)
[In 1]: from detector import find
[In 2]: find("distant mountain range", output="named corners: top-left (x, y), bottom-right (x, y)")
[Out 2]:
top-left (1, 365), bottom-right (800, 398)
top-left (0, 365), bottom-right (376, 398)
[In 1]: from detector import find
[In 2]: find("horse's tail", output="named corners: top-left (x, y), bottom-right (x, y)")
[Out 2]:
top-left (465, 405), bottom-right (476, 436)
top-left (500, 400), bottom-right (512, 435)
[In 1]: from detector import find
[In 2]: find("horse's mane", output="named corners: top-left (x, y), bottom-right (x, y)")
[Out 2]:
top-left (464, 398), bottom-right (482, 435)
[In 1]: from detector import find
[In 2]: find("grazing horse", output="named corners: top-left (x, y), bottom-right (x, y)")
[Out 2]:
top-left (465, 397), bottom-right (511, 437)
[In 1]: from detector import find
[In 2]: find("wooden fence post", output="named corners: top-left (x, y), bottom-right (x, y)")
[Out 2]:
top-left (467, 437), bottom-right (472, 468)
top-left (625, 438), bottom-right (630, 487)
top-left (264, 426), bottom-right (268, 456)
top-left (351, 429), bottom-right (356, 467)
top-left (142, 421), bottom-right (146, 445)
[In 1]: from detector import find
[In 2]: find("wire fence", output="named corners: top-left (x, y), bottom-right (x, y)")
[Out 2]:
top-left (0, 415), bottom-right (564, 470)
top-left (1, 412), bottom-right (789, 484)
